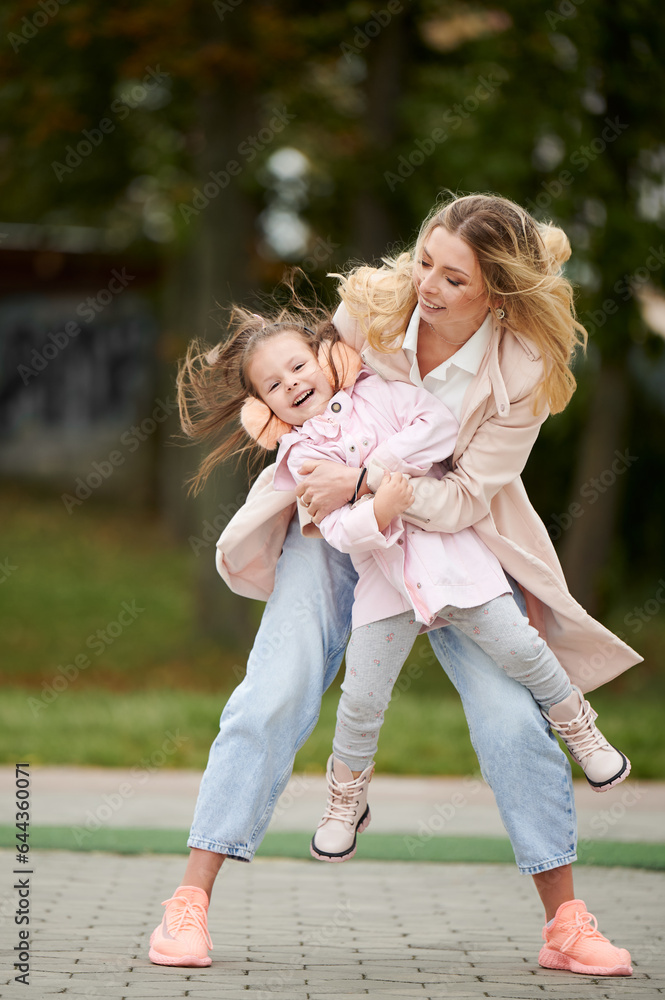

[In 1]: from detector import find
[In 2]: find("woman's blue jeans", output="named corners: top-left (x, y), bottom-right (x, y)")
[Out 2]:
top-left (188, 517), bottom-right (577, 875)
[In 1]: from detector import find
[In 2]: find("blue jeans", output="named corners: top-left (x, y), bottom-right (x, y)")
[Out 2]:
top-left (188, 517), bottom-right (577, 875)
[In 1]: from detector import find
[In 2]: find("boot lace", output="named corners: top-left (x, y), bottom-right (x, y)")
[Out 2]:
top-left (161, 892), bottom-right (213, 950)
top-left (549, 700), bottom-right (611, 760)
top-left (321, 771), bottom-right (367, 825)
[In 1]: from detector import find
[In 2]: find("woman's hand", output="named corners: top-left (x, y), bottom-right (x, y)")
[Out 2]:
top-left (373, 471), bottom-right (414, 532)
top-left (296, 460), bottom-right (357, 522)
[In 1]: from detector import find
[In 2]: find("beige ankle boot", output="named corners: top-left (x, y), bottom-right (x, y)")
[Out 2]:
top-left (310, 755), bottom-right (373, 862)
top-left (543, 685), bottom-right (630, 791)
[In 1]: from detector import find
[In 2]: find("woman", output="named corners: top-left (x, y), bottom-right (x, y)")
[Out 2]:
top-left (149, 194), bottom-right (641, 976)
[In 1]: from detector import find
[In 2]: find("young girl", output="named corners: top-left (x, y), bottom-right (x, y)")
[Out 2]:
top-left (179, 304), bottom-right (630, 866)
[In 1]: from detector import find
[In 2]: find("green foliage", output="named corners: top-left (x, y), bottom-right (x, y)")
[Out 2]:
top-left (0, 490), bottom-right (663, 776)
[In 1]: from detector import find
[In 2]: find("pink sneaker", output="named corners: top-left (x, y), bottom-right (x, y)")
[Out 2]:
top-left (149, 884), bottom-right (213, 967)
top-left (539, 899), bottom-right (632, 976)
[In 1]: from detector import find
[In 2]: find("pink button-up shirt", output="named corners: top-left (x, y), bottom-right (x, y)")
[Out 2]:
top-left (273, 369), bottom-right (510, 630)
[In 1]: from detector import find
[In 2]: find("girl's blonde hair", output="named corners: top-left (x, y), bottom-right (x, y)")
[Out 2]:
top-left (335, 193), bottom-right (587, 414)
top-left (177, 301), bottom-right (339, 494)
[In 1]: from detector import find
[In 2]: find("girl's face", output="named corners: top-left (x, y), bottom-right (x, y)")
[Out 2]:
top-left (413, 225), bottom-right (491, 338)
top-left (248, 331), bottom-right (334, 426)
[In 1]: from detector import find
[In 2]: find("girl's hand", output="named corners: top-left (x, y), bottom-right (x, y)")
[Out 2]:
top-left (373, 471), bottom-right (414, 532)
top-left (296, 460), bottom-right (357, 522)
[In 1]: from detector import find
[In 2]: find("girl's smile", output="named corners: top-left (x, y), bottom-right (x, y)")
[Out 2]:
top-left (247, 331), bottom-right (334, 426)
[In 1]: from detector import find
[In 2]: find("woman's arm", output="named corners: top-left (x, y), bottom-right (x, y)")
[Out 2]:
top-left (297, 377), bottom-right (457, 520)
top-left (382, 387), bottom-right (549, 534)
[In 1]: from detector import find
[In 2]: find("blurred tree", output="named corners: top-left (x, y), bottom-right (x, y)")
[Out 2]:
top-left (1, 0), bottom-right (663, 635)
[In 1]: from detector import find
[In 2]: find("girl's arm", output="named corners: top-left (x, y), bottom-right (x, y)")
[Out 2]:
top-left (296, 377), bottom-right (457, 517)
top-left (280, 437), bottom-right (411, 555)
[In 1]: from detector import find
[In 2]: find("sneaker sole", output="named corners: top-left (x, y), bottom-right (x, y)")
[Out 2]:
top-left (539, 946), bottom-right (632, 976)
top-left (310, 806), bottom-right (371, 862)
top-left (149, 946), bottom-right (212, 967)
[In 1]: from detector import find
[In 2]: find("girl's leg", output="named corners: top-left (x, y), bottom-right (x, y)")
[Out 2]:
top-left (312, 610), bottom-right (421, 862)
top-left (333, 611), bottom-right (422, 772)
top-left (441, 593), bottom-right (630, 791)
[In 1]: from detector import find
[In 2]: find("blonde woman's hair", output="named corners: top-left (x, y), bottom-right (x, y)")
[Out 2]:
top-left (335, 193), bottom-right (587, 414)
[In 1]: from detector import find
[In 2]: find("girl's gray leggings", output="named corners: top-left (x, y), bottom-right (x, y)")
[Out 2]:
top-left (333, 593), bottom-right (573, 771)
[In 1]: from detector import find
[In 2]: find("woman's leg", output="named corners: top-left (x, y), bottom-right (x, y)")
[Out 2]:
top-left (427, 577), bottom-right (578, 880)
top-left (150, 517), bottom-right (358, 965)
top-left (187, 516), bottom-right (358, 863)
top-left (441, 594), bottom-right (629, 792)
top-left (428, 577), bottom-right (632, 975)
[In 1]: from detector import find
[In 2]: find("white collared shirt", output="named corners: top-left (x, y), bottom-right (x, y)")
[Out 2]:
top-left (402, 305), bottom-right (493, 422)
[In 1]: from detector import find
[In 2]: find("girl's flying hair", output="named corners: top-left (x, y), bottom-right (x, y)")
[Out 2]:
top-left (177, 299), bottom-right (341, 494)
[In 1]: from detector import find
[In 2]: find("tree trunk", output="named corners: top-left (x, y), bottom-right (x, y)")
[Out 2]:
top-left (559, 363), bottom-right (630, 617)
top-left (352, 9), bottom-right (409, 260)
top-left (158, 10), bottom-right (264, 644)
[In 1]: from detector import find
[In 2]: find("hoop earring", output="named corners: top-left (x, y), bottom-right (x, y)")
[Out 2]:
top-left (495, 307), bottom-right (505, 321)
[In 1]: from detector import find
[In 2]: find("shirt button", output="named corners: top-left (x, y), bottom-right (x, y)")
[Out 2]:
top-left (349, 444), bottom-right (356, 452)
top-left (362, 439), bottom-right (369, 446)
top-left (398, 539), bottom-right (403, 545)
top-left (416, 582), bottom-right (422, 588)
top-left (331, 402), bottom-right (341, 413)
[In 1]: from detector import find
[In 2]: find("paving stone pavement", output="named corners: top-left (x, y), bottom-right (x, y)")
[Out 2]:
top-left (0, 849), bottom-right (663, 1000)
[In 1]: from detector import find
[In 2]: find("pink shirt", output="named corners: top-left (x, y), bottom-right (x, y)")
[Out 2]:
top-left (273, 369), bottom-right (510, 631)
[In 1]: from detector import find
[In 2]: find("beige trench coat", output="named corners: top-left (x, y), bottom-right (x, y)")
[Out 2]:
top-left (217, 301), bottom-right (642, 693)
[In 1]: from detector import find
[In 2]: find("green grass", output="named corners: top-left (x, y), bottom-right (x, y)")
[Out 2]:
top-left (1, 486), bottom-right (664, 776)
top-left (1, 825), bottom-right (663, 869)
top-left (0, 684), bottom-right (484, 775)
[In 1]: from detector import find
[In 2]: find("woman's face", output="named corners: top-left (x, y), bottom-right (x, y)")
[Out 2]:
top-left (248, 331), bottom-right (333, 427)
top-left (413, 225), bottom-right (490, 338)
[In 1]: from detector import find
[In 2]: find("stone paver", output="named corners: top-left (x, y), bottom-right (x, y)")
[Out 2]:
top-left (0, 850), bottom-right (663, 999)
